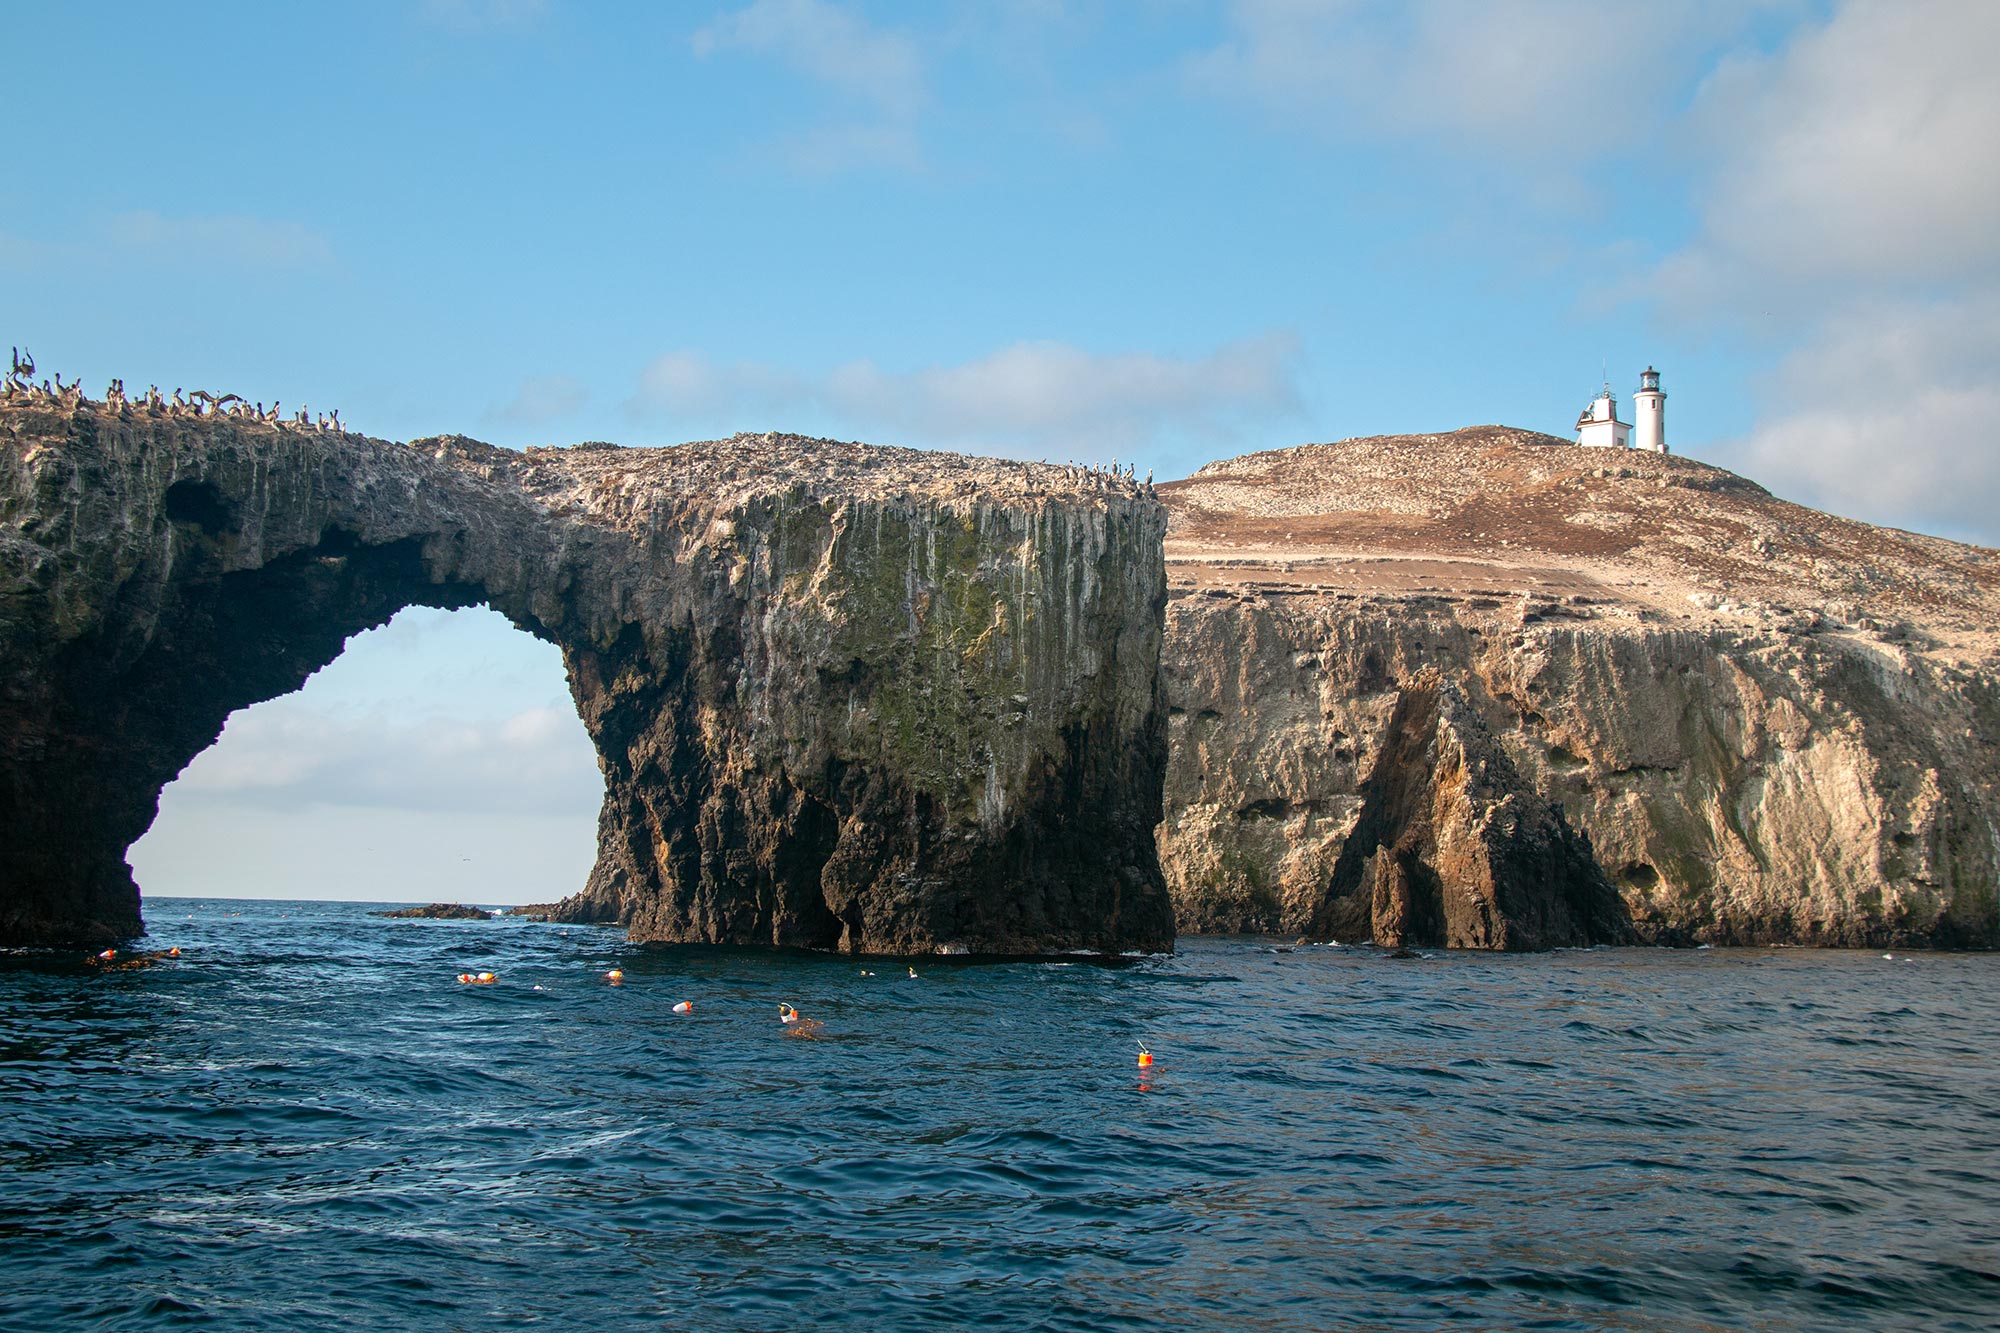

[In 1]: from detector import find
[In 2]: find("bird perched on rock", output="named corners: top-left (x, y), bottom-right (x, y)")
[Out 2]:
top-left (777, 1002), bottom-right (824, 1036)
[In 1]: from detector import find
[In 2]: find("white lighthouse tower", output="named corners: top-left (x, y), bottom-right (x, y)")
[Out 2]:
top-left (1632, 366), bottom-right (1667, 453)
top-left (1575, 381), bottom-right (1630, 449)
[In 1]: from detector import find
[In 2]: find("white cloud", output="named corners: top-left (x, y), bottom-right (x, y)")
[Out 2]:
top-left (488, 374), bottom-right (589, 426)
top-left (132, 802), bottom-right (598, 904)
top-left (694, 0), bottom-right (924, 114)
top-left (173, 699), bottom-right (603, 816)
top-left (1684, 0), bottom-right (2000, 295)
top-left (1735, 295), bottom-right (2000, 542)
top-left (635, 350), bottom-right (790, 417)
top-left (497, 706), bottom-right (575, 746)
top-left (1188, 0), bottom-right (1772, 168)
top-left (104, 211), bottom-right (335, 268)
top-left (1668, 1), bottom-right (2000, 545)
top-left (631, 333), bottom-right (1304, 458)
top-left (692, 0), bottom-right (927, 171)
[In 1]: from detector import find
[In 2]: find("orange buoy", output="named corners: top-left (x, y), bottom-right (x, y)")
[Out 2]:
top-left (476, 972), bottom-right (497, 984)
top-left (167, 947), bottom-right (181, 957)
top-left (96, 949), bottom-right (116, 961)
top-left (1137, 1044), bottom-right (1153, 1069)
top-left (456, 973), bottom-right (475, 984)
top-left (604, 968), bottom-right (625, 983)
top-left (672, 1000), bottom-right (693, 1014)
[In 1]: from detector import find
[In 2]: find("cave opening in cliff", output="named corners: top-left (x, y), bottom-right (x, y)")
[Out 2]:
top-left (128, 605), bottom-right (604, 907)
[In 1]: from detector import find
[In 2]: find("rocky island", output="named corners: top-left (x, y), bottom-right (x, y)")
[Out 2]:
top-left (1158, 428), bottom-right (2000, 948)
top-left (5, 374), bottom-right (1995, 954)
top-left (0, 387), bottom-right (1171, 953)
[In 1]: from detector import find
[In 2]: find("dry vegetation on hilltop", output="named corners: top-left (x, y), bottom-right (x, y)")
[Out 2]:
top-left (1156, 427), bottom-right (2000, 948)
top-left (1162, 427), bottom-right (2000, 667)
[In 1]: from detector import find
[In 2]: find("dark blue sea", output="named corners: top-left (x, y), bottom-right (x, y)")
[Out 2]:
top-left (3, 899), bottom-right (1997, 1331)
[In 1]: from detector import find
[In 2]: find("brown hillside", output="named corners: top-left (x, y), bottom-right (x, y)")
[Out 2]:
top-left (1160, 426), bottom-right (2000, 669)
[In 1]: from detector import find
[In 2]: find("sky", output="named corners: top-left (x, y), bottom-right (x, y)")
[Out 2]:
top-left (9, 0), bottom-right (1996, 902)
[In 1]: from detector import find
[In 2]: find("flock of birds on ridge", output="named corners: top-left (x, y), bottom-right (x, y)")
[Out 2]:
top-left (1052, 456), bottom-right (1155, 493)
top-left (5, 346), bottom-right (1157, 495)
top-left (6, 347), bottom-right (346, 434)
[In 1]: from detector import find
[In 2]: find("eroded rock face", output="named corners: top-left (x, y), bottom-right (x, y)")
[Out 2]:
top-left (1311, 667), bottom-right (1631, 950)
top-left (1159, 431), bottom-right (2000, 948)
top-left (1163, 597), bottom-right (1632, 947)
top-left (0, 402), bottom-right (1171, 953)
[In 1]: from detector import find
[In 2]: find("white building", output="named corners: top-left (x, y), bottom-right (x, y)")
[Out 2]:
top-left (1575, 367), bottom-right (1668, 453)
top-left (1575, 383), bottom-right (1630, 449)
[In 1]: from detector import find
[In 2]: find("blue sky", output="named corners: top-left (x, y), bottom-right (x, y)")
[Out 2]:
top-left (10, 0), bottom-right (1996, 901)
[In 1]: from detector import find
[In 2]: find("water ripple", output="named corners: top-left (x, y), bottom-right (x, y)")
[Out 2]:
top-left (3, 905), bottom-right (1998, 1330)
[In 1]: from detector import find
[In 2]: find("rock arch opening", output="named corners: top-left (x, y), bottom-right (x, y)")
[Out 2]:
top-left (129, 606), bottom-right (602, 906)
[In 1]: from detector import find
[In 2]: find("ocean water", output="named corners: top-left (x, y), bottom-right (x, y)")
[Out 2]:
top-left (2, 900), bottom-right (1997, 1332)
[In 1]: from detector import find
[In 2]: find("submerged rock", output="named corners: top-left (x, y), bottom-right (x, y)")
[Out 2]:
top-left (0, 398), bottom-right (1171, 954)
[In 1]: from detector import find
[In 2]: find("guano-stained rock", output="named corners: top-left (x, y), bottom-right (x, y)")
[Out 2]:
top-left (0, 400), bottom-right (1172, 954)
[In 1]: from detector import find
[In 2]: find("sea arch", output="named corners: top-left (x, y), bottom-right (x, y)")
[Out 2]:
top-left (0, 403), bottom-right (1174, 954)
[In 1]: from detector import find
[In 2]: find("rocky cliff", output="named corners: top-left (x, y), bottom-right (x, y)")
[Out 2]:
top-left (1160, 428), bottom-right (2000, 948)
top-left (0, 395), bottom-right (1170, 953)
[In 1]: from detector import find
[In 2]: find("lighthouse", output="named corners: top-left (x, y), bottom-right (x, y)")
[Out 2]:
top-left (1633, 366), bottom-right (1667, 453)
